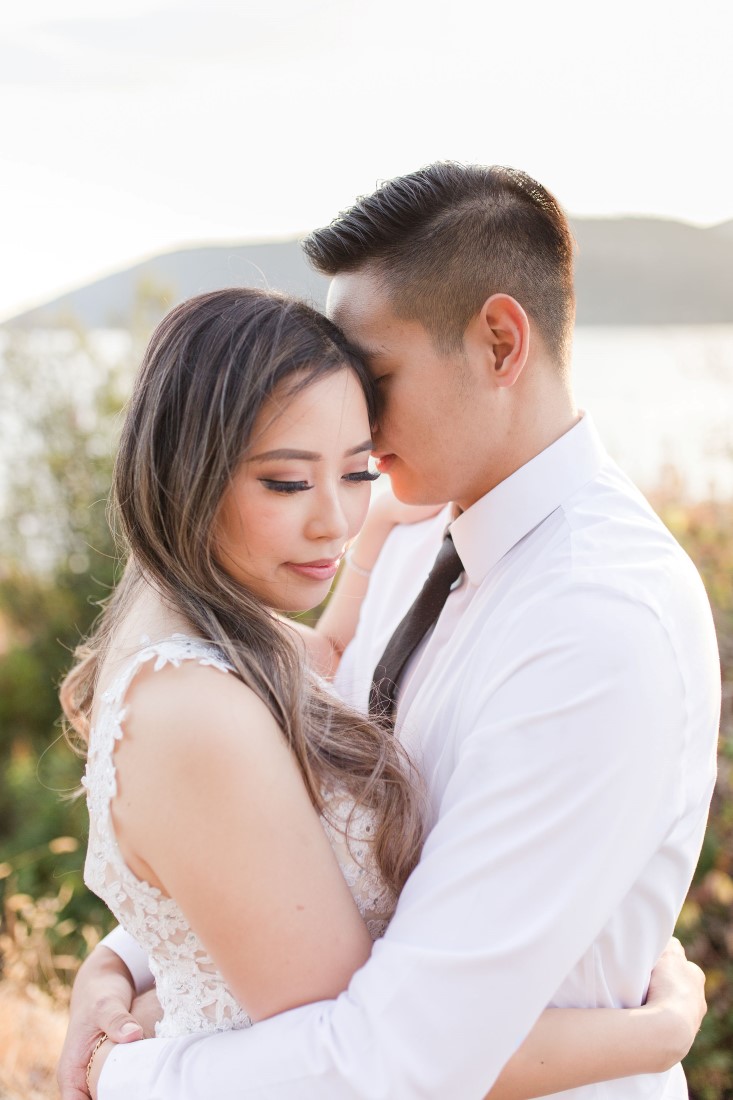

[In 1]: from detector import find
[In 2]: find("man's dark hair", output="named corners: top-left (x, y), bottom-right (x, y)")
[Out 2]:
top-left (304, 162), bottom-right (576, 365)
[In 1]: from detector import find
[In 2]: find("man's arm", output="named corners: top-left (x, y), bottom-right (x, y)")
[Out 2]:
top-left (97, 588), bottom-right (695, 1099)
top-left (90, 942), bottom-right (706, 1100)
top-left (100, 927), bottom-right (155, 995)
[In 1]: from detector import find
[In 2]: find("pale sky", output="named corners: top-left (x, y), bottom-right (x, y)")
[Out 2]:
top-left (1, 0), bottom-right (731, 321)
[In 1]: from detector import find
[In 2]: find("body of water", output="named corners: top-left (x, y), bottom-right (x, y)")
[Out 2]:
top-left (572, 326), bottom-right (733, 498)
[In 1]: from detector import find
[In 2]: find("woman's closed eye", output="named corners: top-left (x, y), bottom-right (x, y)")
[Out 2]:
top-left (260, 479), bottom-right (312, 494)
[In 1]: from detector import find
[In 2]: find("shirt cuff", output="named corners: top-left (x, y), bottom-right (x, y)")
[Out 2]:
top-left (100, 926), bottom-right (155, 994)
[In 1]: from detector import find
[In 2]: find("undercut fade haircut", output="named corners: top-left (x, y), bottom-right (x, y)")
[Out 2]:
top-left (303, 162), bottom-right (576, 366)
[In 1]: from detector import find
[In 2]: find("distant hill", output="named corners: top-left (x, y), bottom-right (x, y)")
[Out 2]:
top-left (3, 241), bottom-right (330, 330)
top-left (571, 217), bottom-right (733, 323)
top-left (4, 217), bottom-right (733, 329)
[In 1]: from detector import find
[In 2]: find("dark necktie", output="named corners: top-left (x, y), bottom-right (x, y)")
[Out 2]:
top-left (369, 533), bottom-right (464, 722)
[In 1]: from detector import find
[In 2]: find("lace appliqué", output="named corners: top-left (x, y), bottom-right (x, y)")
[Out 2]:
top-left (83, 635), bottom-right (395, 1039)
top-left (83, 635), bottom-right (251, 1038)
top-left (320, 791), bottom-right (396, 940)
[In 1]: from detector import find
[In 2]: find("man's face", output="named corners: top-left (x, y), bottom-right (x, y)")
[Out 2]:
top-left (327, 270), bottom-right (483, 506)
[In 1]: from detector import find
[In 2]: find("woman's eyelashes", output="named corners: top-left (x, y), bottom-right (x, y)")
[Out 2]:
top-left (259, 470), bottom-right (380, 494)
top-left (260, 479), bottom-right (311, 494)
top-left (344, 470), bottom-right (381, 483)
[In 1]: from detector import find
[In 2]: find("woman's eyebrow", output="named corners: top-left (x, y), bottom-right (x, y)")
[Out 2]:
top-left (249, 440), bottom-right (373, 463)
top-left (249, 448), bottom-right (319, 462)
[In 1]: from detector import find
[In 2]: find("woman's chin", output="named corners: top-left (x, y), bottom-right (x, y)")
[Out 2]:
top-left (280, 597), bottom-right (328, 617)
top-left (273, 584), bottom-right (333, 617)
top-left (222, 566), bottom-right (332, 615)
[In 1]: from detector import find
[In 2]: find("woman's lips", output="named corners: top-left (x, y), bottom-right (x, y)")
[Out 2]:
top-left (285, 559), bottom-right (341, 581)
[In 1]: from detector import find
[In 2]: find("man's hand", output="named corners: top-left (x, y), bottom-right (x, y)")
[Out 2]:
top-left (646, 937), bottom-right (707, 1068)
top-left (57, 946), bottom-right (145, 1100)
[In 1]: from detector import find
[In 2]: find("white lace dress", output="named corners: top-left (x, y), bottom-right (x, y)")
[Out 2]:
top-left (82, 635), bottom-right (395, 1038)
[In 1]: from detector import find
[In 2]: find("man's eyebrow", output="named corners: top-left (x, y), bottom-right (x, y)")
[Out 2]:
top-left (248, 440), bottom-right (373, 463)
top-left (345, 439), bottom-right (374, 456)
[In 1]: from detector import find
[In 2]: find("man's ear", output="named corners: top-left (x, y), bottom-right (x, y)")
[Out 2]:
top-left (467, 293), bottom-right (530, 388)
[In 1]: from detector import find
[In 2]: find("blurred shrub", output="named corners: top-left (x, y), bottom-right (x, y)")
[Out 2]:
top-left (0, 321), bottom-right (140, 988)
top-left (658, 498), bottom-right (733, 1100)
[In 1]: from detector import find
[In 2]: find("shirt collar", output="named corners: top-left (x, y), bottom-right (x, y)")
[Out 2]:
top-left (449, 413), bottom-right (607, 586)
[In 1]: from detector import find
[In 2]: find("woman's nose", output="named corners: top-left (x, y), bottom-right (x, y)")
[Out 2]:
top-left (305, 486), bottom-right (349, 542)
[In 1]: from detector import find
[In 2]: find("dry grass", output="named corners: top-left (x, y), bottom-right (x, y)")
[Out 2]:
top-left (0, 981), bottom-right (67, 1100)
top-left (0, 876), bottom-right (87, 1100)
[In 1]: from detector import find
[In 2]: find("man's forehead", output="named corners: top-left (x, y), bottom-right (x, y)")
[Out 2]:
top-left (326, 271), bottom-right (398, 354)
top-left (326, 272), bottom-right (364, 320)
top-left (327, 269), bottom-right (385, 318)
top-left (325, 275), bottom-right (348, 323)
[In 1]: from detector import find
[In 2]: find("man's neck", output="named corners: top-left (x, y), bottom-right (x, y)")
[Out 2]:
top-left (455, 384), bottom-right (579, 512)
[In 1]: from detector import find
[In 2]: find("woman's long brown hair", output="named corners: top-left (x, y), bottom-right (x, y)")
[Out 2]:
top-left (60, 288), bottom-right (423, 897)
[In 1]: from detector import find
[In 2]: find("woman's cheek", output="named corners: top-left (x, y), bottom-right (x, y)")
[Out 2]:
top-left (350, 486), bottom-right (372, 537)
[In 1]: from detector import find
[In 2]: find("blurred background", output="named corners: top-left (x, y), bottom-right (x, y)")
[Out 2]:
top-left (0, 2), bottom-right (731, 1097)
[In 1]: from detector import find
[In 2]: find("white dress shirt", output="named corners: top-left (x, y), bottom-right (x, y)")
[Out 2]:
top-left (99, 414), bottom-right (720, 1100)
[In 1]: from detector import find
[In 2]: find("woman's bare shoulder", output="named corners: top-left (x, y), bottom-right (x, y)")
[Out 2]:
top-left (120, 649), bottom-right (283, 758)
top-left (110, 646), bottom-right (295, 872)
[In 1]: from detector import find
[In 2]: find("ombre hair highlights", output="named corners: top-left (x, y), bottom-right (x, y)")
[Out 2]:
top-left (61, 288), bottom-right (423, 896)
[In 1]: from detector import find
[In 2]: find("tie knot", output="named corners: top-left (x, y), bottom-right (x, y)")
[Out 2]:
top-left (432, 533), bottom-right (464, 586)
top-left (368, 531), bottom-right (464, 723)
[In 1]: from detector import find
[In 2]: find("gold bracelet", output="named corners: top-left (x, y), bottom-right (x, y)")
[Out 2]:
top-left (86, 1033), bottom-right (109, 1092)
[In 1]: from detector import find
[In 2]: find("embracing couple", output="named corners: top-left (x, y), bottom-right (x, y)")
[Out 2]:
top-left (58, 163), bottom-right (720, 1100)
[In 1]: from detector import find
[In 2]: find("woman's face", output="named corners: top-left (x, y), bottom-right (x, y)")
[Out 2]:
top-left (215, 367), bottom-right (376, 612)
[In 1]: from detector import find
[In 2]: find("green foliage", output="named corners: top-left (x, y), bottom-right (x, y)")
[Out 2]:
top-left (0, 316), bottom-right (731, 1096)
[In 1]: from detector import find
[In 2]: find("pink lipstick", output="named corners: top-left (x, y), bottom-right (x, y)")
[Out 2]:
top-left (286, 558), bottom-right (341, 581)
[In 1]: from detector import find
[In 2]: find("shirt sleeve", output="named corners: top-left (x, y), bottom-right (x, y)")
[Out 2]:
top-left (99, 587), bottom-right (686, 1100)
top-left (100, 926), bottom-right (156, 995)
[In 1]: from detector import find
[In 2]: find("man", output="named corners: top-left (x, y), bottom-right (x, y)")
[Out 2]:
top-left (61, 163), bottom-right (719, 1098)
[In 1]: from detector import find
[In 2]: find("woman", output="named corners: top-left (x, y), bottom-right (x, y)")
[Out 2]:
top-left (60, 288), bottom-right (703, 1098)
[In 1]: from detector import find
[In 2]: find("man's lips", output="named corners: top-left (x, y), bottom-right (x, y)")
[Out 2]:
top-left (285, 558), bottom-right (341, 581)
top-left (373, 453), bottom-right (396, 473)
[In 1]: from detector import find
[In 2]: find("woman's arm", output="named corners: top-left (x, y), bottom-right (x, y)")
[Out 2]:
top-left (286, 495), bottom-right (446, 678)
top-left (112, 659), bottom-right (374, 1020)
top-left (486, 939), bottom-right (706, 1100)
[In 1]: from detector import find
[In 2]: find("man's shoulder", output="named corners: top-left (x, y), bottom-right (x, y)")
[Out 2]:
top-left (561, 464), bottom-right (709, 612)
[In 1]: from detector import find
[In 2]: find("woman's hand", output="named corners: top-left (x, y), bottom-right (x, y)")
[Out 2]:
top-left (86, 992), bottom-right (159, 1099)
top-left (645, 937), bottom-right (706, 1067)
top-left (87, 1037), bottom-right (116, 1100)
top-left (347, 490), bottom-right (446, 574)
top-left (486, 937), bottom-right (706, 1100)
top-left (57, 946), bottom-right (144, 1100)
top-left (129, 988), bottom-right (164, 1039)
